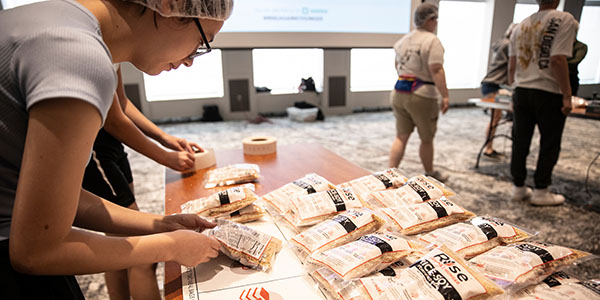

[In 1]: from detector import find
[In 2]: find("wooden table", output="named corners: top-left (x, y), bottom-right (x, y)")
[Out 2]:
top-left (164, 143), bottom-right (370, 300)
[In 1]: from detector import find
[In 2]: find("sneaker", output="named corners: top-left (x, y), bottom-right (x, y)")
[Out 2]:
top-left (483, 150), bottom-right (504, 159)
top-left (512, 185), bottom-right (532, 201)
top-left (530, 188), bottom-right (565, 206)
top-left (425, 170), bottom-right (449, 183)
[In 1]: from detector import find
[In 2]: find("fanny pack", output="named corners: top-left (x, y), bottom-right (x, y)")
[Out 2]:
top-left (394, 75), bottom-right (434, 93)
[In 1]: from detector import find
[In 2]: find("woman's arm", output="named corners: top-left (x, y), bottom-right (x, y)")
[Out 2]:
top-left (104, 92), bottom-right (194, 171)
top-left (10, 98), bottom-right (219, 275)
top-left (115, 67), bottom-right (201, 153)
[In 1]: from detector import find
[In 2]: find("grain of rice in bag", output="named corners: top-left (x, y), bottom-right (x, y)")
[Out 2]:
top-left (338, 168), bottom-right (408, 204)
top-left (208, 219), bottom-right (282, 271)
top-left (469, 241), bottom-right (592, 292)
top-left (338, 246), bottom-right (503, 300)
top-left (290, 209), bottom-right (385, 260)
top-left (367, 175), bottom-right (455, 208)
top-left (261, 173), bottom-right (336, 215)
top-left (203, 164), bottom-right (260, 188)
top-left (381, 197), bottom-right (475, 235)
top-left (419, 216), bottom-right (533, 258)
top-left (180, 184), bottom-right (258, 217)
top-left (290, 187), bottom-right (364, 227)
top-left (308, 231), bottom-right (420, 280)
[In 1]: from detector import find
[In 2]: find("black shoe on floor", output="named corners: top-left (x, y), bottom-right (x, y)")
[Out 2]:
top-left (483, 150), bottom-right (504, 159)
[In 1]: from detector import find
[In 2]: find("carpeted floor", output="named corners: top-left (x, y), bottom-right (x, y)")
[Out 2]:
top-left (76, 106), bottom-right (600, 299)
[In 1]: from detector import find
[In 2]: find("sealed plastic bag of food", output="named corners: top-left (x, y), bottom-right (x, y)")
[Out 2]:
top-left (339, 246), bottom-right (504, 300)
top-left (367, 175), bottom-right (455, 208)
top-left (261, 173), bottom-right (336, 215)
top-left (180, 184), bottom-right (258, 217)
top-left (203, 164), bottom-right (260, 188)
top-left (311, 253), bottom-right (424, 300)
top-left (289, 209), bottom-right (385, 260)
top-left (381, 196), bottom-right (475, 235)
top-left (469, 241), bottom-right (593, 293)
top-left (208, 219), bottom-right (282, 271)
top-left (510, 272), bottom-right (600, 300)
top-left (290, 187), bottom-right (364, 227)
top-left (419, 216), bottom-right (534, 258)
top-left (217, 204), bottom-right (266, 223)
top-left (338, 168), bottom-right (408, 203)
top-left (307, 231), bottom-right (421, 281)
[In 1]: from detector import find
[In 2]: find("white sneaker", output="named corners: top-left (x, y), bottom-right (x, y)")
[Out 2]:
top-left (512, 185), bottom-right (532, 201)
top-left (530, 188), bottom-right (565, 206)
top-left (426, 170), bottom-right (449, 183)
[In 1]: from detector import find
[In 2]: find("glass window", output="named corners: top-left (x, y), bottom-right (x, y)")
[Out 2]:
top-left (1, 0), bottom-right (45, 9)
top-left (578, 5), bottom-right (600, 84)
top-left (437, 0), bottom-right (488, 88)
top-left (350, 48), bottom-right (397, 92)
top-left (143, 50), bottom-right (224, 101)
top-left (252, 49), bottom-right (323, 94)
top-left (513, 3), bottom-right (539, 23)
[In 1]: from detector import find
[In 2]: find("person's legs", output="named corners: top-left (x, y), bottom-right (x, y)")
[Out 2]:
top-left (125, 201), bottom-right (161, 300)
top-left (419, 140), bottom-right (434, 173)
top-left (510, 88), bottom-right (537, 188)
top-left (529, 90), bottom-right (567, 206)
top-left (485, 108), bottom-right (504, 155)
top-left (389, 90), bottom-right (414, 168)
top-left (390, 133), bottom-right (411, 168)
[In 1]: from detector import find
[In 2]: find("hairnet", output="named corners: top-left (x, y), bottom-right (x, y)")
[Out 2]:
top-left (125, 0), bottom-right (234, 20)
top-left (414, 3), bottom-right (438, 28)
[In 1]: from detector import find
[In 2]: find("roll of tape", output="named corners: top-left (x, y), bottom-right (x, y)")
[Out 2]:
top-left (242, 136), bottom-right (277, 155)
top-left (194, 148), bottom-right (216, 170)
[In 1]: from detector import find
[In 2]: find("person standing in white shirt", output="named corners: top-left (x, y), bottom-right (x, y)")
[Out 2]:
top-left (388, 2), bottom-right (450, 182)
top-left (508, 0), bottom-right (577, 205)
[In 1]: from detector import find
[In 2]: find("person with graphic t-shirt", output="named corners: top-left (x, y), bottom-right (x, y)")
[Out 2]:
top-left (508, 0), bottom-right (577, 206)
top-left (388, 3), bottom-right (450, 183)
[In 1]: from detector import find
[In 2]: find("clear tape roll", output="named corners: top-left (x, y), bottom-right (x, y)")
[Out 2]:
top-left (242, 136), bottom-right (277, 155)
top-left (194, 148), bottom-right (217, 170)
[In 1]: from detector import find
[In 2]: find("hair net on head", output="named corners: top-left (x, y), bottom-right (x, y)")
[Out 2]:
top-left (414, 3), bottom-right (438, 28)
top-left (125, 0), bottom-right (234, 20)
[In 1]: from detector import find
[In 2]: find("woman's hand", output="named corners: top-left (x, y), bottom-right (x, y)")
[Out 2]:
top-left (158, 214), bottom-right (217, 233)
top-left (168, 230), bottom-right (221, 267)
top-left (161, 134), bottom-right (203, 154)
top-left (161, 150), bottom-right (194, 171)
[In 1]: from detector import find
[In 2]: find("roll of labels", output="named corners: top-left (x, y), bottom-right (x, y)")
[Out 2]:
top-left (193, 148), bottom-right (217, 170)
top-left (242, 136), bottom-right (277, 155)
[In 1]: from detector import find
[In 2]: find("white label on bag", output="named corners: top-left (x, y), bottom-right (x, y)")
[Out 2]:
top-left (262, 173), bottom-right (331, 213)
top-left (370, 175), bottom-right (443, 207)
top-left (341, 169), bottom-right (407, 200)
top-left (359, 248), bottom-right (486, 300)
top-left (213, 223), bottom-right (272, 260)
top-left (470, 242), bottom-right (573, 283)
top-left (420, 218), bottom-right (516, 252)
top-left (515, 280), bottom-right (600, 300)
top-left (180, 186), bottom-right (247, 215)
top-left (291, 210), bottom-right (373, 253)
top-left (293, 188), bottom-right (363, 222)
top-left (312, 233), bottom-right (410, 278)
top-left (382, 198), bottom-right (464, 230)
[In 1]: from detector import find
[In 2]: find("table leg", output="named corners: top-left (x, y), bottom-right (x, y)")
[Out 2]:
top-left (475, 108), bottom-right (497, 168)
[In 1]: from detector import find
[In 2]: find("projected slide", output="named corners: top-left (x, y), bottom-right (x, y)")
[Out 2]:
top-left (221, 0), bottom-right (411, 34)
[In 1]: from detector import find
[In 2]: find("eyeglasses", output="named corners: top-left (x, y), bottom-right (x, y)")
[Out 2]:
top-left (189, 18), bottom-right (212, 59)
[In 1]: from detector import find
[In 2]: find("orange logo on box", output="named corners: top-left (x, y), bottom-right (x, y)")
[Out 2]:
top-left (239, 287), bottom-right (269, 300)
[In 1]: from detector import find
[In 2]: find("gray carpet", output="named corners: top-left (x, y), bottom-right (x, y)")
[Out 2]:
top-left (76, 107), bottom-right (600, 299)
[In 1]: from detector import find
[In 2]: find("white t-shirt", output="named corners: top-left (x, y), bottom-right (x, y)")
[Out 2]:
top-left (509, 9), bottom-right (577, 94)
top-left (393, 29), bottom-right (444, 99)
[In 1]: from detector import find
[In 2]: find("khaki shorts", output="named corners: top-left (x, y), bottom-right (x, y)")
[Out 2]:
top-left (390, 90), bottom-right (439, 142)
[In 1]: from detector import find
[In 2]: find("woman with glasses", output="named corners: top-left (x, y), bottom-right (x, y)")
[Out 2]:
top-left (0, 0), bottom-right (232, 298)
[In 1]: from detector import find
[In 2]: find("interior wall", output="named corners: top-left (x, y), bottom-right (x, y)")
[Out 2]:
top-left (121, 0), bottom-right (599, 121)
